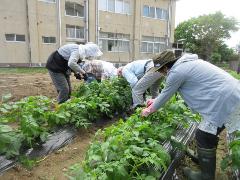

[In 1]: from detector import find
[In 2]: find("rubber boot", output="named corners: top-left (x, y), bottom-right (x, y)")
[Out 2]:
top-left (186, 147), bottom-right (199, 164)
top-left (183, 146), bottom-right (216, 180)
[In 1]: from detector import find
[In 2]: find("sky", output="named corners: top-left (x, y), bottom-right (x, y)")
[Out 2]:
top-left (175, 0), bottom-right (240, 48)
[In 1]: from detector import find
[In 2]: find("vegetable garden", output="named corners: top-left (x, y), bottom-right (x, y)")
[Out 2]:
top-left (1, 72), bottom-right (240, 179)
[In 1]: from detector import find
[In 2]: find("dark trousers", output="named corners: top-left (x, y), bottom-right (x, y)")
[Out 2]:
top-left (195, 126), bottom-right (225, 149)
top-left (48, 70), bottom-right (71, 104)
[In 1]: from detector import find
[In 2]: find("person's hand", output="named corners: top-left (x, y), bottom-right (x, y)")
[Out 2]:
top-left (74, 73), bottom-right (82, 80)
top-left (141, 104), bottom-right (156, 117)
top-left (83, 73), bottom-right (88, 81)
top-left (146, 99), bottom-right (154, 107)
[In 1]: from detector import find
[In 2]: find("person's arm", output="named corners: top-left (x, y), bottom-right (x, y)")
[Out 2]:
top-left (122, 68), bottom-right (138, 88)
top-left (68, 51), bottom-right (85, 74)
top-left (142, 70), bottom-right (185, 117)
top-left (152, 70), bottom-right (184, 110)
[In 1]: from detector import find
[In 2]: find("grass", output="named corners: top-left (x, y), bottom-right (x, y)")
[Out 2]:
top-left (0, 67), bottom-right (48, 74)
top-left (228, 70), bottom-right (240, 80)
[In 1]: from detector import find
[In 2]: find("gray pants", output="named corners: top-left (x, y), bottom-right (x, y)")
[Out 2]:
top-left (132, 71), bottom-right (163, 107)
top-left (48, 70), bottom-right (71, 103)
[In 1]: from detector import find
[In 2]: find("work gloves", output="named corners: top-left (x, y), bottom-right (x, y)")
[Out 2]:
top-left (74, 73), bottom-right (88, 81)
top-left (83, 73), bottom-right (88, 81)
top-left (74, 73), bottom-right (82, 80)
top-left (141, 99), bottom-right (156, 117)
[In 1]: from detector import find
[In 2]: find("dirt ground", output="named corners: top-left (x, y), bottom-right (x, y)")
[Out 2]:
top-left (0, 72), bottom-right (231, 180)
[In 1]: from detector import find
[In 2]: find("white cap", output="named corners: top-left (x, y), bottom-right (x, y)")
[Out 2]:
top-left (84, 42), bottom-right (103, 57)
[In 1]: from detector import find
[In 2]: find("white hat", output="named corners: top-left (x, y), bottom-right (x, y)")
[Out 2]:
top-left (84, 42), bottom-right (103, 57)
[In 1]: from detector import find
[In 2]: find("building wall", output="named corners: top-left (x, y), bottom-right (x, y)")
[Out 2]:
top-left (0, 0), bottom-right (29, 64)
top-left (0, 0), bottom-right (176, 66)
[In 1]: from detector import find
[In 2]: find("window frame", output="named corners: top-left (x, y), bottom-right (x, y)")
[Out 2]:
top-left (99, 32), bottom-right (130, 52)
top-left (66, 25), bottom-right (85, 40)
top-left (38, 0), bottom-right (56, 4)
top-left (42, 36), bottom-right (56, 44)
top-left (141, 36), bottom-right (166, 53)
top-left (5, 34), bottom-right (26, 42)
top-left (65, 1), bottom-right (85, 18)
top-left (99, 0), bottom-right (131, 15)
top-left (142, 5), bottom-right (168, 21)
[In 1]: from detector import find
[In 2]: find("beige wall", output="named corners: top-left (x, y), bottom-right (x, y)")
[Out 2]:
top-left (0, 0), bottom-right (29, 64)
top-left (0, 0), bottom-right (176, 66)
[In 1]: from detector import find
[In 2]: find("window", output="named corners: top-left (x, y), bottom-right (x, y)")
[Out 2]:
top-left (66, 25), bottom-right (84, 39)
top-left (108, 0), bottom-right (115, 12)
top-left (99, 0), bottom-right (107, 10)
top-left (5, 34), bottom-right (25, 42)
top-left (143, 6), bottom-right (149, 17)
top-left (149, 7), bottom-right (155, 18)
top-left (99, 32), bottom-right (130, 52)
top-left (116, 0), bottom-right (123, 13)
top-left (141, 36), bottom-right (166, 53)
top-left (156, 8), bottom-right (168, 20)
top-left (65, 2), bottom-right (84, 17)
top-left (124, 0), bottom-right (130, 14)
top-left (99, 0), bottom-right (131, 14)
top-left (143, 5), bottom-right (168, 20)
top-left (38, 0), bottom-right (56, 3)
top-left (42, 36), bottom-right (56, 44)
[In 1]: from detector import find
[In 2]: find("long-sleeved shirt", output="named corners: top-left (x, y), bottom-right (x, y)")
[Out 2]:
top-left (57, 44), bottom-right (85, 74)
top-left (122, 59), bottom-right (153, 88)
top-left (152, 53), bottom-right (240, 128)
top-left (82, 60), bottom-right (117, 80)
top-left (100, 60), bottom-right (117, 80)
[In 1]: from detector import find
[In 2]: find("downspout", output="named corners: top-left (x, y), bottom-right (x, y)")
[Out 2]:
top-left (58, 0), bottom-right (62, 47)
top-left (167, 0), bottom-right (173, 48)
top-left (26, 0), bottom-right (32, 66)
top-left (85, 0), bottom-right (89, 42)
top-left (132, 0), bottom-right (137, 61)
top-left (95, 0), bottom-right (99, 44)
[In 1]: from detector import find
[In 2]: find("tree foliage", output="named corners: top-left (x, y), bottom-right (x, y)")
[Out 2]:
top-left (175, 11), bottom-right (239, 61)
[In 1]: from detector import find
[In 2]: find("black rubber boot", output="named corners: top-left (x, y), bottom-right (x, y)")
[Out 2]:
top-left (186, 147), bottom-right (199, 164)
top-left (184, 146), bottom-right (216, 180)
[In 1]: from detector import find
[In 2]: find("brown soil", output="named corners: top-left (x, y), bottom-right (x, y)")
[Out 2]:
top-left (0, 72), bottom-right (232, 180)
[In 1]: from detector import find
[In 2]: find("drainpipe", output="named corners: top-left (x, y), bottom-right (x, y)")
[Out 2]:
top-left (26, 0), bottom-right (32, 66)
top-left (58, 0), bottom-right (62, 47)
top-left (167, 0), bottom-right (173, 48)
top-left (132, 0), bottom-right (137, 61)
top-left (84, 0), bottom-right (89, 42)
top-left (95, 0), bottom-right (99, 44)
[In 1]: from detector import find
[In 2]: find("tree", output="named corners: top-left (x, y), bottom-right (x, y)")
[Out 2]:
top-left (175, 12), bottom-right (239, 61)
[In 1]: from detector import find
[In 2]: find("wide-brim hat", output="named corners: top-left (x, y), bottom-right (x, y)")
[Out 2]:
top-left (147, 49), bottom-right (178, 73)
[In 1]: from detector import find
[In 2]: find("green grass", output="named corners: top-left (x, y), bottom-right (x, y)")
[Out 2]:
top-left (0, 67), bottom-right (48, 74)
top-left (228, 70), bottom-right (240, 80)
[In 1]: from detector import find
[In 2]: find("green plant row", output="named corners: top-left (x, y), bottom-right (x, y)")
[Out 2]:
top-left (0, 78), bottom-right (132, 158)
top-left (67, 96), bottom-right (201, 180)
top-left (221, 131), bottom-right (240, 172)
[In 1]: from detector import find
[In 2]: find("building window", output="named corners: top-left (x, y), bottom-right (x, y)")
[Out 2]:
top-left (99, 0), bottom-right (131, 14)
top-left (42, 36), bottom-right (56, 44)
top-left (156, 8), bottom-right (168, 20)
top-left (66, 25), bottom-right (84, 39)
top-left (99, 0), bottom-right (107, 10)
top-left (65, 2), bottom-right (84, 17)
top-left (38, 0), bottom-right (56, 3)
top-left (5, 34), bottom-right (25, 42)
top-left (108, 0), bottom-right (115, 12)
top-left (141, 36), bottom-right (166, 53)
top-left (143, 5), bottom-right (168, 20)
top-left (99, 32), bottom-right (130, 52)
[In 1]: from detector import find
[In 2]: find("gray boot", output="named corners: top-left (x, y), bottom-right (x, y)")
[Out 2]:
top-left (183, 146), bottom-right (216, 180)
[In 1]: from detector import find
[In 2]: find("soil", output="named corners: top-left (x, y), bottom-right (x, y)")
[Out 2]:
top-left (0, 72), bottom-right (232, 180)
